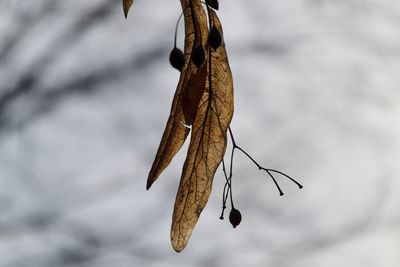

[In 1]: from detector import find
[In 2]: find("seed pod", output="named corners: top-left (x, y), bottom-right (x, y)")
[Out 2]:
top-left (208, 27), bottom-right (222, 49)
top-left (192, 45), bottom-right (205, 68)
top-left (206, 0), bottom-right (219, 10)
top-left (169, 47), bottom-right (185, 71)
top-left (229, 208), bottom-right (242, 228)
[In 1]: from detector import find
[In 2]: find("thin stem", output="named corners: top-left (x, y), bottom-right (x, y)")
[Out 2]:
top-left (228, 126), bottom-right (236, 146)
top-left (228, 144), bottom-right (235, 209)
top-left (220, 134), bottom-right (237, 218)
top-left (173, 12), bottom-right (184, 47)
top-left (235, 145), bottom-right (261, 169)
top-left (265, 169), bottom-right (284, 196)
top-left (267, 169), bottom-right (303, 189)
top-left (220, 160), bottom-right (229, 219)
top-left (227, 126), bottom-right (303, 196)
top-left (222, 183), bottom-right (230, 218)
top-left (204, 1), bottom-right (215, 29)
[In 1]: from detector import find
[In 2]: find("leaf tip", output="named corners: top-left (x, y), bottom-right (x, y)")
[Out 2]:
top-left (172, 244), bottom-right (184, 253)
top-left (122, 0), bottom-right (133, 19)
top-left (146, 179), bottom-right (153, 190)
top-left (171, 235), bottom-right (186, 253)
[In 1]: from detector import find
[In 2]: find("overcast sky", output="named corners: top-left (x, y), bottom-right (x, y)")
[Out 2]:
top-left (1, 0), bottom-right (399, 266)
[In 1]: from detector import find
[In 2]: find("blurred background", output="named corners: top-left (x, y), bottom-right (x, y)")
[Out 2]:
top-left (1, 0), bottom-right (399, 266)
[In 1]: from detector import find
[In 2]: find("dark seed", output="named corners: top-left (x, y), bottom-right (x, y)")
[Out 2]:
top-left (169, 47), bottom-right (185, 71)
top-left (208, 27), bottom-right (222, 49)
top-left (229, 208), bottom-right (242, 228)
top-left (192, 45), bottom-right (205, 68)
top-left (206, 0), bottom-right (219, 10)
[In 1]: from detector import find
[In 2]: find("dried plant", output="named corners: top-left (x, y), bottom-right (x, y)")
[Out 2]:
top-left (123, 0), bottom-right (302, 252)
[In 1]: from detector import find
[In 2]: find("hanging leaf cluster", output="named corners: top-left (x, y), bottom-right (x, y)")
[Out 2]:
top-left (125, 0), bottom-right (232, 252)
top-left (123, 0), bottom-right (302, 253)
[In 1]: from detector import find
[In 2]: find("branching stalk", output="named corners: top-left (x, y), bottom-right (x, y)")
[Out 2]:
top-left (220, 127), bottom-right (303, 218)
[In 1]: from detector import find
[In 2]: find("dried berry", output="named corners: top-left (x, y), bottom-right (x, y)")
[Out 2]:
top-left (192, 45), bottom-right (205, 68)
top-left (229, 208), bottom-right (242, 228)
top-left (169, 47), bottom-right (185, 71)
top-left (206, 0), bottom-right (219, 10)
top-left (208, 27), bottom-right (222, 49)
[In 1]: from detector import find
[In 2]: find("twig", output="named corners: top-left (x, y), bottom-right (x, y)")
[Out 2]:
top-left (220, 127), bottom-right (303, 218)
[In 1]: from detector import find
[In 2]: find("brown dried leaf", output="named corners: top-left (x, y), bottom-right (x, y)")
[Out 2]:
top-left (170, 9), bottom-right (234, 252)
top-left (146, 0), bottom-right (233, 252)
top-left (122, 0), bottom-right (134, 18)
top-left (146, 0), bottom-right (209, 190)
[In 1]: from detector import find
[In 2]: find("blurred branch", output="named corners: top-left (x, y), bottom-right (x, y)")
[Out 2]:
top-left (0, 45), bottom-right (165, 134)
top-left (0, 1), bottom-right (120, 133)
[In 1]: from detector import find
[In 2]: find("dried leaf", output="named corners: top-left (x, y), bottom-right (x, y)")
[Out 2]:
top-left (146, 0), bottom-right (209, 190)
top-left (170, 9), bottom-right (234, 252)
top-left (146, 0), bottom-right (233, 252)
top-left (122, 0), bottom-right (134, 18)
